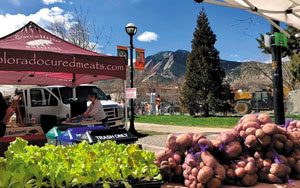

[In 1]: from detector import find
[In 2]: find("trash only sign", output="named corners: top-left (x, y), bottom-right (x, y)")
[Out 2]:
top-left (126, 88), bottom-right (137, 99)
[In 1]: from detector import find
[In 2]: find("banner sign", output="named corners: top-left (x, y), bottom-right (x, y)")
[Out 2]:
top-left (135, 48), bottom-right (145, 70)
top-left (126, 88), bottom-right (137, 99)
top-left (117, 45), bottom-right (128, 66)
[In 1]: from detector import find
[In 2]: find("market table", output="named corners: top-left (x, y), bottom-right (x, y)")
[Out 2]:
top-left (162, 181), bottom-right (299, 188)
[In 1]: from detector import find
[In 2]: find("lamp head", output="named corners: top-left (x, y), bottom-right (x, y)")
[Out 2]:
top-left (125, 23), bottom-right (137, 36)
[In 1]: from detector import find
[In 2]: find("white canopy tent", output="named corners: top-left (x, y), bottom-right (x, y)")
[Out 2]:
top-left (196, 0), bottom-right (300, 36)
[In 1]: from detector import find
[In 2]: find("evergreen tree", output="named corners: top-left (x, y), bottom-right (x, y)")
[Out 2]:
top-left (182, 9), bottom-right (230, 117)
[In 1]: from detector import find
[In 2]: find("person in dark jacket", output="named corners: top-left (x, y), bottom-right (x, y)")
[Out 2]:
top-left (0, 92), bottom-right (9, 137)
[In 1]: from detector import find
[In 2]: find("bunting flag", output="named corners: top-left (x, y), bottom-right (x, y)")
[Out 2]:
top-left (117, 45), bottom-right (128, 66)
top-left (135, 48), bottom-right (145, 70)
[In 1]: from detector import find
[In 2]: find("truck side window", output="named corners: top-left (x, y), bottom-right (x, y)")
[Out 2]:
top-left (30, 89), bottom-right (58, 107)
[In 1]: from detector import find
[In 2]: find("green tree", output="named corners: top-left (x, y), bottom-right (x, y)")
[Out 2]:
top-left (182, 9), bottom-right (230, 117)
top-left (289, 54), bottom-right (300, 83)
top-left (256, 26), bottom-right (300, 57)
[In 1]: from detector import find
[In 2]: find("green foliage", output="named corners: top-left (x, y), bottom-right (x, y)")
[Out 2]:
top-left (182, 9), bottom-right (231, 116)
top-left (256, 26), bottom-right (300, 57)
top-left (0, 138), bottom-right (161, 188)
top-left (289, 53), bottom-right (300, 82)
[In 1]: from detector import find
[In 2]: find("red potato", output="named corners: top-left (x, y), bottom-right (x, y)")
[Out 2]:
top-left (267, 173), bottom-right (284, 183)
top-left (173, 153), bottom-right (182, 164)
top-left (174, 165), bottom-right (183, 175)
top-left (197, 166), bottom-right (214, 184)
top-left (227, 168), bottom-right (235, 178)
top-left (294, 160), bottom-right (300, 173)
top-left (176, 133), bottom-right (193, 149)
top-left (245, 127), bottom-right (256, 136)
top-left (155, 149), bottom-right (172, 162)
top-left (207, 177), bottom-right (222, 188)
top-left (235, 167), bottom-right (246, 178)
top-left (235, 123), bottom-right (243, 132)
top-left (274, 140), bottom-right (284, 151)
top-left (245, 161), bottom-right (256, 174)
top-left (184, 179), bottom-right (192, 187)
top-left (247, 157), bottom-right (255, 163)
top-left (270, 163), bottom-right (288, 178)
top-left (237, 161), bottom-right (247, 168)
top-left (201, 151), bottom-right (217, 169)
top-left (191, 167), bottom-right (199, 176)
top-left (263, 159), bottom-right (272, 168)
top-left (262, 123), bottom-right (277, 135)
top-left (198, 138), bottom-right (213, 151)
top-left (274, 134), bottom-right (287, 142)
top-left (245, 135), bottom-right (258, 147)
top-left (239, 130), bottom-right (246, 138)
top-left (166, 134), bottom-right (178, 151)
top-left (255, 129), bottom-right (265, 139)
top-left (258, 135), bottom-right (271, 146)
top-left (214, 164), bottom-right (226, 180)
top-left (258, 113), bottom-right (272, 124)
top-left (220, 131), bottom-right (238, 143)
top-left (287, 157), bottom-right (296, 167)
top-left (168, 157), bottom-right (177, 168)
top-left (241, 174), bottom-right (258, 187)
top-left (277, 126), bottom-right (287, 135)
top-left (224, 141), bottom-right (242, 159)
top-left (242, 121), bottom-right (260, 131)
top-left (185, 154), bottom-right (197, 167)
top-left (193, 133), bottom-right (204, 144)
top-left (297, 121), bottom-right (300, 128)
top-left (241, 115), bottom-right (259, 124)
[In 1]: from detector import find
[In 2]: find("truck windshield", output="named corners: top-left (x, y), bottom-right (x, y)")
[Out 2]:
top-left (58, 86), bottom-right (107, 104)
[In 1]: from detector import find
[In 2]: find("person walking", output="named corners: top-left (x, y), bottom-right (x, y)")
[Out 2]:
top-left (150, 89), bottom-right (156, 115)
top-left (155, 95), bottom-right (161, 115)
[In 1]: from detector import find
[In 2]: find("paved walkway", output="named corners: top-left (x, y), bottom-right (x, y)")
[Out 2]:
top-left (135, 122), bottom-right (232, 152)
top-left (135, 122), bottom-right (232, 134)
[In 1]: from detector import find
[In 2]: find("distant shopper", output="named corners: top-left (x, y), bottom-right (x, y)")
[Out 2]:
top-left (83, 93), bottom-right (108, 126)
top-left (155, 95), bottom-right (161, 115)
top-left (0, 92), bottom-right (9, 137)
top-left (150, 89), bottom-right (156, 115)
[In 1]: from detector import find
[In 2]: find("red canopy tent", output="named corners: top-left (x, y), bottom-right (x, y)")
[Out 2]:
top-left (0, 21), bottom-right (126, 87)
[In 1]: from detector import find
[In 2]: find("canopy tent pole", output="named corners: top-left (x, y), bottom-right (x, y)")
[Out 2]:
top-left (271, 21), bottom-right (285, 125)
top-left (72, 73), bottom-right (77, 100)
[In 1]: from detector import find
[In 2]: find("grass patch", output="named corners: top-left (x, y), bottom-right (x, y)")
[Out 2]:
top-left (135, 115), bottom-right (239, 128)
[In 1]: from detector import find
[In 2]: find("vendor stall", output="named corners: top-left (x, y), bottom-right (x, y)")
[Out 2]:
top-left (0, 21), bottom-right (126, 152)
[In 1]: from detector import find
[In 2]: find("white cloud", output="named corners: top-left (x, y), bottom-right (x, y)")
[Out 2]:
top-left (137, 31), bottom-right (158, 42)
top-left (42, 0), bottom-right (65, 5)
top-left (0, 7), bottom-right (73, 37)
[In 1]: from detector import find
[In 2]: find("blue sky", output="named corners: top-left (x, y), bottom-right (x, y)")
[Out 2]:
top-left (0, 0), bottom-right (274, 62)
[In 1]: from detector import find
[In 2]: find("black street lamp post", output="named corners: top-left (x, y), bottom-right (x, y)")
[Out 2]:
top-left (271, 21), bottom-right (285, 125)
top-left (125, 23), bottom-right (138, 134)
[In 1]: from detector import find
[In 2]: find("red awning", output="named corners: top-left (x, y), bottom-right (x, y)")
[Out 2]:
top-left (0, 22), bottom-right (126, 86)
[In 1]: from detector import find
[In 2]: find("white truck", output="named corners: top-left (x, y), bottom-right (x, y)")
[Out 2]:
top-left (14, 84), bottom-right (124, 129)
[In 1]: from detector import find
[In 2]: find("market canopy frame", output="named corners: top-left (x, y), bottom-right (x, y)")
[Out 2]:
top-left (195, 0), bottom-right (300, 37)
top-left (0, 21), bottom-right (126, 87)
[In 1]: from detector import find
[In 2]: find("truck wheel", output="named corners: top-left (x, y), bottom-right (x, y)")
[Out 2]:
top-left (235, 103), bottom-right (250, 115)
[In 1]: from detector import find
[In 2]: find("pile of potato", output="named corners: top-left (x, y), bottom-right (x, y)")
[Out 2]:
top-left (182, 151), bottom-right (226, 188)
top-left (223, 155), bottom-right (258, 186)
top-left (155, 113), bottom-right (300, 187)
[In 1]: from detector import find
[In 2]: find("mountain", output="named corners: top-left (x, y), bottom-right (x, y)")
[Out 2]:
top-left (144, 50), bottom-right (243, 80)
